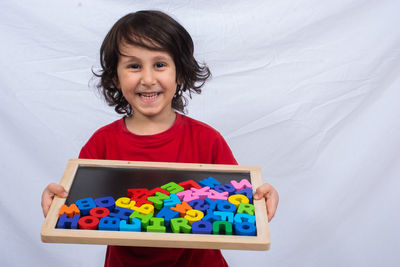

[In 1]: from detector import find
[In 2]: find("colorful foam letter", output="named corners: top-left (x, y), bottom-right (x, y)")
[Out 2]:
top-left (212, 221), bottom-right (233, 235)
top-left (178, 180), bottom-right (202, 190)
top-left (133, 204), bottom-right (154, 215)
top-left (120, 218), bottom-right (141, 232)
top-left (235, 222), bottom-right (256, 236)
top-left (163, 194), bottom-right (181, 209)
top-left (202, 214), bottom-right (222, 224)
top-left (235, 188), bottom-right (253, 203)
top-left (98, 217), bottom-right (120, 231)
top-left (94, 196), bottom-right (115, 211)
top-left (57, 214), bottom-right (80, 229)
top-left (161, 182), bottom-right (184, 194)
top-left (188, 199), bottom-right (209, 213)
top-left (170, 218), bottom-right (191, 233)
top-left (216, 200), bottom-right (237, 213)
top-left (191, 221), bottom-right (212, 234)
top-left (115, 197), bottom-right (136, 209)
top-left (237, 203), bottom-right (255, 215)
top-left (156, 207), bottom-right (179, 227)
top-left (176, 190), bottom-right (198, 202)
top-left (198, 177), bottom-right (221, 189)
top-left (59, 204), bottom-right (80, 218)
top-left (128, 188), bottom-right (153, 207)
top-left (90, 207), bottom-right (110, 218)
top-left (75, 197), bottom-right (96, 216)
top-left (147, 217), bottom-right (166, 233)
top-left (233, 213), bottom-right (256, 224)
top-left (147, 192), bottom-right (170, 210)
top-left (228, 194), bottom-right (249, 208)
top-left (214, 184), bottom-right (236, 195)
top-left (129, 211), bottom-right (153, 229)
top-left (147, 187), bottom-right (170, 197)
top-left (207, 189), bottom-right (229, 201)
top-left (184, 209), bottom-right (204, 225)
top-left (171, 201), bottom-right (192, 217)
top-left (230, 179), bottom-right (252, 191)
top-left (127, 188), bottom-right (148, 199)
top-left (109, 206), bottom-right (134, 220)
top-left (191, 187), bottom-right (211, 200)
top-left (214, 211), bottom-right (234, 224)
top-left (78, 215), bottom-right (99, 230)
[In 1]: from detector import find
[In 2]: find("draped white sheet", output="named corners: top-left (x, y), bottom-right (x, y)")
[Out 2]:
top-left (1, 1), bottom-right (399, 266)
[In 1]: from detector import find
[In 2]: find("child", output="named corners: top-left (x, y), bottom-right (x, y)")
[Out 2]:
top-left (41, 10), bottom-right (279, 267)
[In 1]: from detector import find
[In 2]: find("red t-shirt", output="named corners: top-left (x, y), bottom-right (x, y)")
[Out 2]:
top-left (79, 113), bottom-right (237, 267)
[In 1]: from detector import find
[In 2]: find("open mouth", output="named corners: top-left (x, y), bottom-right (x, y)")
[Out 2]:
top-left (137, 92), bottom-right (161, 101)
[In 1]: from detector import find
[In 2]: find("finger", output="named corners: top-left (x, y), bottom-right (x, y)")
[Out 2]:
top-left (47, 183), bottom-right (68, 197)
top-left (254, 184), bottom-right (273, 199)
top-left (42, 199), bottom-right (51, 217)
top-left (41, 183), bottom-right (68, 217)
top-left (266, 191), bottom-right (279, 222)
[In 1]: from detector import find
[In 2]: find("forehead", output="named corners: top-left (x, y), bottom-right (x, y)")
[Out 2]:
top-left (118, 40), bottom-right (173, 61)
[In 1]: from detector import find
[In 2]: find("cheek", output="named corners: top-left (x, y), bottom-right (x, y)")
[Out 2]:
top-left (119, 75), bottom-right (140, 89)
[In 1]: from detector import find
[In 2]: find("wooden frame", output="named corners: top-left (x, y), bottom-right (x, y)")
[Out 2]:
top-left (41, 159), bottom-right (270, 250)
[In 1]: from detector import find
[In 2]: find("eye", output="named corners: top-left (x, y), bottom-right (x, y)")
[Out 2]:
top-left (128, 64), bottom-right (140, 69)
top-left (155, 62), bottom-right (166, 68)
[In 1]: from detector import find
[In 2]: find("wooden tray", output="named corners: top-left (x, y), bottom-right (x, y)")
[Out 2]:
top-left (41, 159), bottom-right (270, 250)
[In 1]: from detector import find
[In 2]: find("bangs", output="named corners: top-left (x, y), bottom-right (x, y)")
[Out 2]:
top-left (116, 19), bottom-right (169, 56)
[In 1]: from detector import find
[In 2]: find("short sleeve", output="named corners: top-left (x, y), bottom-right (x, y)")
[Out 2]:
top-left (78, 132), bottom-right (106, 160)
top-left (212, 132), bottom-right (238, 165)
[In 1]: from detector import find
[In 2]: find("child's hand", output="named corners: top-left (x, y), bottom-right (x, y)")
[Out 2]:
top-left (254, 183), bottom-right (279, 222)
top-left (41, 183), bottom-right (68, 217)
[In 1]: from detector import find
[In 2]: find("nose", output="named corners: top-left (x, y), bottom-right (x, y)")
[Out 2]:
top-left (140, 67), bottom-right (156, 86)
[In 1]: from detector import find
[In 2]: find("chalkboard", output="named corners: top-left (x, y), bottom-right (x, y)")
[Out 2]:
top-left (66, 166), bottom-right (251, 205)
top-left (41, 159), bottom-right (270, 250)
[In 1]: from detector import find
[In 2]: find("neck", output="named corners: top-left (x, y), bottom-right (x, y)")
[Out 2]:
top-left (125, 111), bottom-right (177, 135)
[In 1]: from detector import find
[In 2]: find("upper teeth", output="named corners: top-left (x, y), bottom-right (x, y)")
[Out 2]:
top-left (140, 93), bottom-right (158, 97)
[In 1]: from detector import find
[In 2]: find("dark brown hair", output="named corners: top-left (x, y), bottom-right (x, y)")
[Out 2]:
top-left (94, 10), bottom-right (211, 116)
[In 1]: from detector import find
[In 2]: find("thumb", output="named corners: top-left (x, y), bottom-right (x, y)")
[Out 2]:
top-left (48, 183), bottom-right (68, 197)
top-left (254, 184), bottom-right (272, 200)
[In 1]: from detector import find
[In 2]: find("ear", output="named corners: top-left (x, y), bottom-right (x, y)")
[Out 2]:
top-left (176, 75), bottom-right (183, 86)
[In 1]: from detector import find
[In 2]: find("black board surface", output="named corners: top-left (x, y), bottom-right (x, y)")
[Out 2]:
top-left (66, 165), bottom-right (251, 205)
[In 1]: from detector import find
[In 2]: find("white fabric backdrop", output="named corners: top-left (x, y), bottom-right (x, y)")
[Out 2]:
top-left (1, 0), bottom-right (399, 266)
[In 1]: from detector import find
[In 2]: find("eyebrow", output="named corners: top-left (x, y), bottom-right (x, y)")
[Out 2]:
top-left (120, 55), bottom-right (171, 61)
